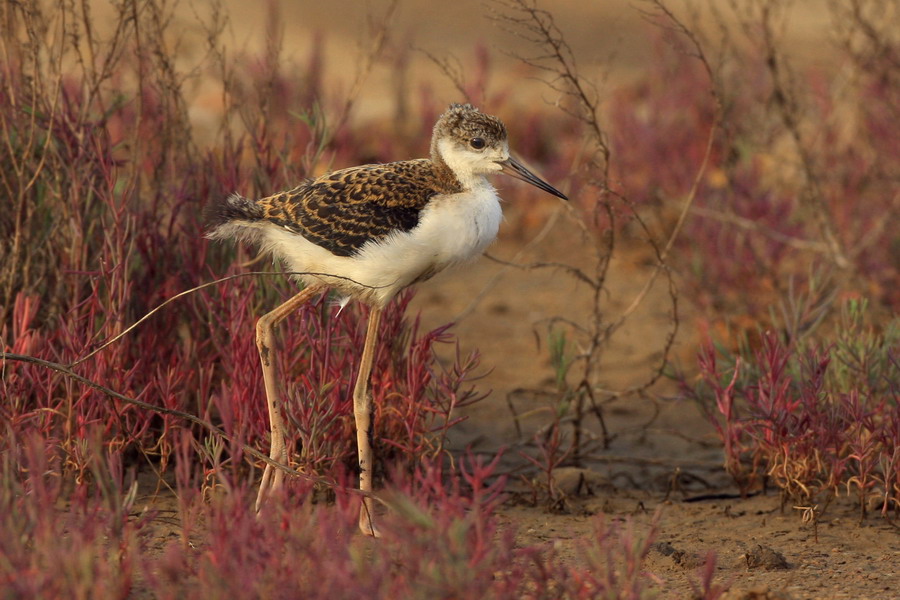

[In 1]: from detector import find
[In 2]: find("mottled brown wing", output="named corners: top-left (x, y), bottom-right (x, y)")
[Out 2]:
top-left (257, 159), bottom-right (461, 257)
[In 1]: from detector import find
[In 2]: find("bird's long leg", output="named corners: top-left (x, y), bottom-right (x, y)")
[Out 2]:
top-left (354, 306), bottom-right (382, 537)
top-left (255, 285), bottom-right (322, 513)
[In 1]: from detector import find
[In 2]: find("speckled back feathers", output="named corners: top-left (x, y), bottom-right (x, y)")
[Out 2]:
top-left (254, 159), bottom-right (462, 256)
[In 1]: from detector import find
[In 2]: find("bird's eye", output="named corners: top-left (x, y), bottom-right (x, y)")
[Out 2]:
top-left (469, 137), bottom-right (486, 150)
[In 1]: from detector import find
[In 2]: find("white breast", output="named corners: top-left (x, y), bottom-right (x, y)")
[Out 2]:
top-left (348, 182), bottom-right (502, 302)
top-left (407, 182), bottom-right (503, 268)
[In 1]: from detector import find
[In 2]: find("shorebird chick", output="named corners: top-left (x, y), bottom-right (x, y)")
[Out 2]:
top-left (205, 103), bottom-right (567, 536)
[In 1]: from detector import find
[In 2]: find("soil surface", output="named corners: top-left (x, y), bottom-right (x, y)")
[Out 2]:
top-left (502, 493), bottom-right (900, 599)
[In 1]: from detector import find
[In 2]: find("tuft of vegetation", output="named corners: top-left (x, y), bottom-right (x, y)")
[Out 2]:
top-left (688, 300), bottom-right (900, 522)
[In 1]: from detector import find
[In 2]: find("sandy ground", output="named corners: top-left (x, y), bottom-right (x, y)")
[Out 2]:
top-left (504, 493), bottom-right (900, 599)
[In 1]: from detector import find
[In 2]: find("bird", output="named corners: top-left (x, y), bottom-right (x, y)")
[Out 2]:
top-left (205, 103), bottom-right (567, 536)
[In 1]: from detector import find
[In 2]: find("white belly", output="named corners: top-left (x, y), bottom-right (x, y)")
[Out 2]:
top-left (260, 183), bottom-right (502, 307)
top-left (403, 184), bottom-right (503, 271)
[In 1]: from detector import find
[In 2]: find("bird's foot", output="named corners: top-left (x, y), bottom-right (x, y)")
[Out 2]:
top-left (359, 513), bottom-right (382, 538)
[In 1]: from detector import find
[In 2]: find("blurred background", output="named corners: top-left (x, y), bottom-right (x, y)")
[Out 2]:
top-left (111, 1), bottom-right (839, 126)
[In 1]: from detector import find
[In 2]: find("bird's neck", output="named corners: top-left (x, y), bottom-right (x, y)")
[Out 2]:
top-left (429, 152), bottom-right (469, 193)
top-left (430, 145), bottom-right (488, 192)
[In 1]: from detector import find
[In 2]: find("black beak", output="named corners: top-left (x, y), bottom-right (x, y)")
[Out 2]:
top-left (498, 156), bottom-right (568, 200)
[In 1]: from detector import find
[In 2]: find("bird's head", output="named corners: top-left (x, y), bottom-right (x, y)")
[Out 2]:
top-left (431, 103), bottom-right (567, 200)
